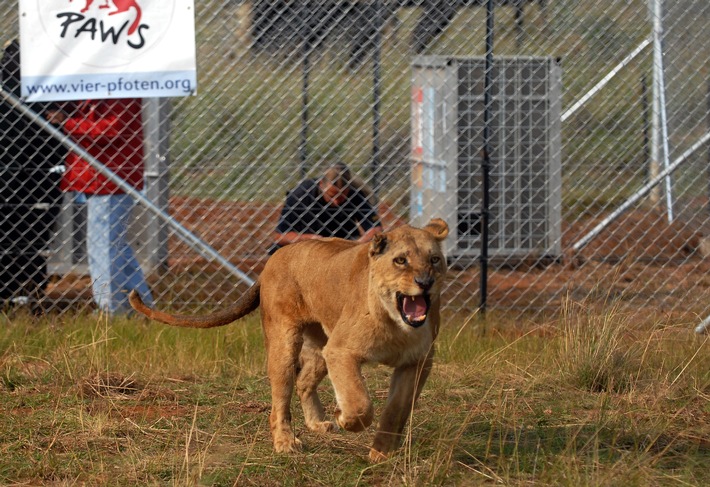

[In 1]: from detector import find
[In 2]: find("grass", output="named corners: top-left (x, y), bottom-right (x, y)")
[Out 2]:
top-left (1, 303), bottom-right (708, 486)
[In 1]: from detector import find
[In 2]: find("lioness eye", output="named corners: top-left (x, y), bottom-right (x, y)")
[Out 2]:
top-left (431, 256), bottom-right (441, 265)
top-left (394, 256), bottom-right (407, 265)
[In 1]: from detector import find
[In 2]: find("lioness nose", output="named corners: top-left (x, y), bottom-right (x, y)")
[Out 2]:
top-left (415, 276), bottom-right (434, 291)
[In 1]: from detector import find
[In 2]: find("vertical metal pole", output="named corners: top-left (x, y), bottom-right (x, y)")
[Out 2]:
top-left (641, 74), bottom-right (651, 180)
top-left (371, 0), bottom-right (383, 196)
top-left (480, 0), bottom-right (494, 314)
top-left (657, 5), bottom-right (673, 223)
top-left (141, 98), bottom-right (171, 274)
top-left (648, 3), bottom-right (661, 204)
top-left (650, 0), bottom-right (673, 221)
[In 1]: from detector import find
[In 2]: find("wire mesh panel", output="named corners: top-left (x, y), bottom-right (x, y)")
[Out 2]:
top-left (663, 0), bottom-right (710, 235)
top-left (655, 0), bottom-right (710, 319)
top-left (0, 1), bottom-right (709, 324)
top-left (1, 38), bottom-right (63, 304)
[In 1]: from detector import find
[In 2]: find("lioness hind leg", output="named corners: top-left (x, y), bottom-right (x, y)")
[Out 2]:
top-left (265, 325), bottom-right (303, 453)
top-left (369, 351), bottom-right (434, 462)
top-left (296, 341), bottom-right (336, 434)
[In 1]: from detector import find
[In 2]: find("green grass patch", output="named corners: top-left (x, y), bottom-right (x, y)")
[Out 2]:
top-left (1, 305), bottom-right (708, 485)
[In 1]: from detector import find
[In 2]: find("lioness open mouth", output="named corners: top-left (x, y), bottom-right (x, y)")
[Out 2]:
top-left (396, 292), bottom-right (430, 328)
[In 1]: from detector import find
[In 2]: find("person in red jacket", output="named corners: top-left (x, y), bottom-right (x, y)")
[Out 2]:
top-left (61, 98), bottom-right (153, 315)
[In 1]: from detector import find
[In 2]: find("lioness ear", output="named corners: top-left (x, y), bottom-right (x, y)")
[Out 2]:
top-left (369, 233), bottom-right (388, 257)
top-left (424, 218), bottom-right (449, 241)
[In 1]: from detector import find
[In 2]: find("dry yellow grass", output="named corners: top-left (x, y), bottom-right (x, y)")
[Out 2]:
top-left (0, 301), bottom-right (708, 485)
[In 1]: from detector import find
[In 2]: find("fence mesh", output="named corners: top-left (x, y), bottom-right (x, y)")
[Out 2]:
top-left (1, 1), bottom-right (709, 324)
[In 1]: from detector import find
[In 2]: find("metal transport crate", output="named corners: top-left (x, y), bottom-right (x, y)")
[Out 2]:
top-left (410, 56), bottom-right (562, 265)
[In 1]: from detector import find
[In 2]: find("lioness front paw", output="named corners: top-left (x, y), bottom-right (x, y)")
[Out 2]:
top-left (308, 420), bottom-right (338, 434)
top-left (368, 448), bottom-right (388, 463)
top-left (273, 436), bottom-right (303, 453)
top-left (334, 408), bottom-right (372, 432)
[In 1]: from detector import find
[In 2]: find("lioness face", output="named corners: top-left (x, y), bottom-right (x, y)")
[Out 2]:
top-left (369, 220), bottom-right (449, 329)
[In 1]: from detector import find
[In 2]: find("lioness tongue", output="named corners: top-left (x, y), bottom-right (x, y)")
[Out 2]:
top-left (403, 295), bottom-right (427, 321)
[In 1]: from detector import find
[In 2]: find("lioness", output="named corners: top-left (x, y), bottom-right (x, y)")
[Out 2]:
top-left (129, 218), bottom-right (448, 461)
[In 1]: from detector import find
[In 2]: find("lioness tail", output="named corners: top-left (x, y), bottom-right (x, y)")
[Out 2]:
top-left (128, 283), bottom-right (260, 328)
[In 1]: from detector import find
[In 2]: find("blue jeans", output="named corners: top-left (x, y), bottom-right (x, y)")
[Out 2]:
top-left (86, 194), bottom-right (153, 315)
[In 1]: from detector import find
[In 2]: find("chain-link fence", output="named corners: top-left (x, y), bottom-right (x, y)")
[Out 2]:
top-left (1, 1), bottom-right (709, 324)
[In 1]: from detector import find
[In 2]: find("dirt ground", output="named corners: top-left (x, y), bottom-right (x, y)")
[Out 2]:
top-left (46, 197), bottom-right (710, 317)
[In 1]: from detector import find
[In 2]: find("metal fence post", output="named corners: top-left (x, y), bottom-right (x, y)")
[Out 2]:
top-left (140, 98), bottom-right (171, 274)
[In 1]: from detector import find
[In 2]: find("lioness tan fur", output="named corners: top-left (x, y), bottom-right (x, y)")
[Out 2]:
top-left (129, 218), bottom-right (449, 461)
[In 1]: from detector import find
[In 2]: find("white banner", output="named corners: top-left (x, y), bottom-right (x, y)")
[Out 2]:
top-left (18, 0), bottom-right (197, 102)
